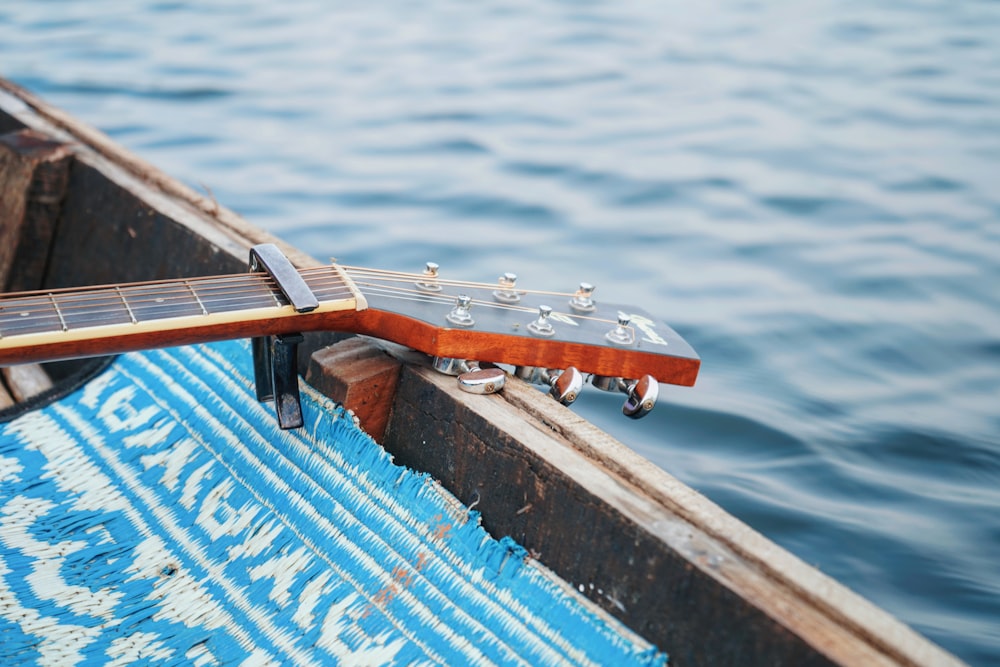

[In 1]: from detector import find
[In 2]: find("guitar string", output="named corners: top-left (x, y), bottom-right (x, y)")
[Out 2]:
top-left (351, 282), bottom-right (617, 324)
top-left (0, 276), bottom-right (351, 313)
top-left (0, 283), bottom-right (353, 335)
top-left (0, 284), bottom-right (621, 336)
top-left (0, 271), bottom-right (571, 315)
top-left (0, 264), bottom-right (587, 307)
top-left (0, 268), bottom-right (620, 333)
top-left (0, 282), bottom-right (619, 333)
top-left (0, 265), bottom-right (589, 301)
top-left (0, 283), bottom-right (352, 319)
top-left (337, 265), bottom-right (589, 299)
top-left (0, 268), bottom-right (538, 311)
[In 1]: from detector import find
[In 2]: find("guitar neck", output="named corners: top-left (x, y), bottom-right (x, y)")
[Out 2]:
top-left (0, 262), bottom-right (700, 387)
top-left (0, 266), bottom-right (365, 365)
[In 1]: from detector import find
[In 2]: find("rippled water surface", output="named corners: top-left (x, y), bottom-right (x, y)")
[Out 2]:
top-left (3, 1), bottom-right (999, 662)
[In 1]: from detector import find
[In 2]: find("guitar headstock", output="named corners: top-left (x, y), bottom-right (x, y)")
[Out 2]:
top-left (345, 263), bottom-right (700, 418)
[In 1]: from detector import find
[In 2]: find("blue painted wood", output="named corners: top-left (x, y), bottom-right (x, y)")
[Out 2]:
top-left (0, 339), bottom-right (666, 665)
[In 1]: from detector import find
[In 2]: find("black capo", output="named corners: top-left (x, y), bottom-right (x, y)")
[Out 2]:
top-left (249, 244), bottom-right (318, 429)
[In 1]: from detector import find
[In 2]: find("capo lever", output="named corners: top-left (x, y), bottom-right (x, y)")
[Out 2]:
top-left (249, 244), bottom-right (318, 429)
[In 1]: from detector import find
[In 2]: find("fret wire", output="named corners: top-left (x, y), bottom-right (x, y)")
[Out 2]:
top-left (49, 293), bottom-right (68, 331)
top-left (0, 284), bottom-right (352, 320)
top-left (0, 272), bottom-right (272, 299)
top-left (267, 283), bottom-right (283, 307)
top-left (186, 279), bottom-right (209, 316)
top-left (4, 260), bottom-right (595, 328)
top-left (0, 264), bottom-right (564, 303)
top-left (0, 280), bottom-right (351, 318)
top-left (0, 270), bottom-right (354, 311)
top-left (0, 286), bottom-right (356, 337)
top-left (116, 286), bottom-right (138, 324)
top-left (7, 281), bottom-right (570, 324)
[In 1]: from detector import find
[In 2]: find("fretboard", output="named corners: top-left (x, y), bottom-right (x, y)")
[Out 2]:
top-left (0, 266), bottom-right (361, 344)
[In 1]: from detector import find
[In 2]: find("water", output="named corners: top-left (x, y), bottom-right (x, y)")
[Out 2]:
top-left (3, 1), bottom-right (999, 662)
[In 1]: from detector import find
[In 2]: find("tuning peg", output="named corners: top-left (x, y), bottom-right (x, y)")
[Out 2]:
top-left (446, 294), bottom-right (475, 327)
top-left (457, 367), bottom-right (507, 395)
top-left (569, 282), bottom-right (596, 313)
top-left (433, 356), bottom-right (506, 395)
top-left (432, 356), bottom-right (471, 375)
top-left (527, 305), bottom-right (555, 337)
top-left (415, 261), bottom-right (443, 292)
top-left (622, 375), bottom-right (658, 419)
top-left (605, 311), bottom-right (635, 346)
top-left (549, 367), bottom-right (584, 405)
top-left (514, 366), bottom-right (583, 406)
top-left (493, 272), bottom-right (521, 303)
top-left (591, 373), bottom-right (659, 419)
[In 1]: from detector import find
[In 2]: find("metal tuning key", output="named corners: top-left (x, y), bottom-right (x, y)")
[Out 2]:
top-left (415, 262), bottom-right (443, 292)
top-left (515, 366), bottom-right (584, 406)
top-left (551, 367), bottom-right (585, 405)
top-left (446, 294), bottom-right (475, 327)
top-left (527, 305), bottom-right (555, 337)
top-left (622, 375), bottom-right (659, 419)
top-left (591, 374), bottom-right (659, 419)
top-left (493, 272), bottom-right (521, 303)
top-left (433, 357), bottom-right (507, 396)
top-left (605, 311), bottom-right (635, 346)
top-left (432, 356), bottom-right (471, 375)
top-left (457, 367), bottom-right (507, 395)
top-left (569, 282), bottom-right (596, 313)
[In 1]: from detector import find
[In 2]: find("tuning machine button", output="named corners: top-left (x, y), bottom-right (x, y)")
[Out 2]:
top-left (514, 366), bottom-right (583, 406)
top-left (549, 367), bottom-right (584, 405)
top-left (457, 367), bottom-right (507, 395)
top-left (591, 373), bottom-right (659, 419)
top-left (622, 375), bottom-right (658, 419)
top-left (433, 357), bottom-right (507, 395)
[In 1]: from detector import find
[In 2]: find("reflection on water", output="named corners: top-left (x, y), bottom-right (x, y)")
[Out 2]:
top-left (3, 0), bottom-right (999, 662)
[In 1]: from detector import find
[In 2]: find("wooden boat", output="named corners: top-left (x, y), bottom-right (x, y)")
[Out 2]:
top-left (0, 78), bottom-right (961, 665)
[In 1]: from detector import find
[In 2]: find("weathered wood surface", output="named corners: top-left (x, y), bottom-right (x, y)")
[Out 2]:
top-left (0, 380), bottom-right (13, 409)
top-left (0, 78), bottom-right (963, 666)
top-left (381, 365), bottom-right (960, 666)
top-left (1, 364), bottom-right (53, 402)
top-left (0, 129), bottom-right (73, 291)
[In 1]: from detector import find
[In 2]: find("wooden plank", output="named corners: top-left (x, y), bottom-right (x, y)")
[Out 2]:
top-left (2, 364), bottom-right (53, 402)
top-left (0, 129), bottom-right (72, 291)
top-left (0, 380), bottom-right (13, 410)
top-left (304, 336), bottom-right (403, 442)
top-left (381, 365), bottom-right (962, 667)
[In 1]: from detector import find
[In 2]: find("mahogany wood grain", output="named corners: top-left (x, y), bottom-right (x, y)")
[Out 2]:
top-left (0, 304), bottom-right (700, 386)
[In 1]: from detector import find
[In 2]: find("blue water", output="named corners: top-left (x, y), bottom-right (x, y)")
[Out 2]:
top-left (2, 1), bottom-right (999, 662)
